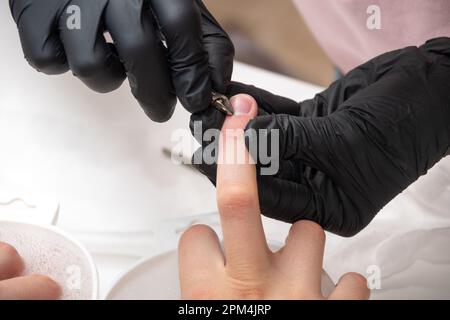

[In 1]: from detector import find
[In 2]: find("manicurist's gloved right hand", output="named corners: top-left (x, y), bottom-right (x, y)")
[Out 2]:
top-left (9, 0), bottom-right (234, 122)
top-left (191, 38), bottom-right (450, 237)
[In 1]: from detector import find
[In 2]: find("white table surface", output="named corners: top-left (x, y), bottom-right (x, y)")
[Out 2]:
top-left (2, 1), bottom-right (450, 299)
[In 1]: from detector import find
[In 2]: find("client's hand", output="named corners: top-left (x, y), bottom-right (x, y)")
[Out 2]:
top-left (0, 242), bottom-right (61, 300)
top-left (178, 95), bottom-right (370, 300)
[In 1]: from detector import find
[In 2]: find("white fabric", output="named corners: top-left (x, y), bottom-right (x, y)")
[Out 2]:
top-left (324, 159), bottom-right (450, 299)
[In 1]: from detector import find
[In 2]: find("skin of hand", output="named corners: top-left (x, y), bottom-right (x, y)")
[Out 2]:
top-left (179, 95), bottom-right (370, 300)
top-left (0, 242), bottom-right (61, 300)
top-left (190, 38), bottom-right (450, 237)
top-left (9, 0), bottom-right (234, 122)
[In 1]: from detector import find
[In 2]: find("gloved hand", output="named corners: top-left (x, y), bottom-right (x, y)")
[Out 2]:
top-left (9, 0), bottom-right (234, 122)
top-left (190, 37), bottom-right (450, 237)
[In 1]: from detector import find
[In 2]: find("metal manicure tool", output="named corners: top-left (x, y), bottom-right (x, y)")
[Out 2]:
top-left (211, 91), bottom-right (234, 116)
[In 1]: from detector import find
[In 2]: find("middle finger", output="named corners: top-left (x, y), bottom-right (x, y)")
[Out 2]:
top-left (216, 95), bottom-right (270, 276)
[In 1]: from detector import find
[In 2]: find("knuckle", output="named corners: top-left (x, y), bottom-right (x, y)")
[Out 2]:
top-left (217, 184), bottom-right (256, 216)
top-left (227, 279), bottom-right (266, 299)
top-left (70, 55), bottom-right (105, 78)
top-left (142, 106), bottom-right (175, 123)
top-left (235, 289), bottom-right (265, 300)
top-left (26, 48), bottom-right (61, 74)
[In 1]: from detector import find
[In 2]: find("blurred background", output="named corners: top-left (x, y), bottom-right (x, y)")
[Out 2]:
top-left (204, 0), bottom-right (334, 87)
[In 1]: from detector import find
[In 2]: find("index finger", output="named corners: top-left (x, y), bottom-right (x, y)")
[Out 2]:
top-left (216, 95), bottom-right (271, 275)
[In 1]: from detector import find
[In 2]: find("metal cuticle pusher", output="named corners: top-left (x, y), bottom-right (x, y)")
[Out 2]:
top-left (211, 91), bottom-right (235, 116)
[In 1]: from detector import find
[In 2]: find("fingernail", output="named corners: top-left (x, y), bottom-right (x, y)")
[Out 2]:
top-left (230, 95), bottom-right (254, 115)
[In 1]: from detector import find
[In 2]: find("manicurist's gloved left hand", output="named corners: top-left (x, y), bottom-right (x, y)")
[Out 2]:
top-left (190, 38), bottom-right (450, 237)
top-left (10, 0), bottom-right (234, 122)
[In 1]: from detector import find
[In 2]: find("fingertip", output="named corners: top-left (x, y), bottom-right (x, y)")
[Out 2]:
top-left (140, 98), bottom-right (177, 123)
top-left (0, 242), bottom-right (24, 279)
top-left (179, 224), bottom-right (218, 251)
top-left (27, 275), bottom-right (62, 300)
top-left (290, 220), bottom-right (326, 243)
top-left (330, 272), bottom-right (370, 300)
top-left (339, 272), bottom-right (369, 289)
top-left (219, 94), bottom-right (258, 134)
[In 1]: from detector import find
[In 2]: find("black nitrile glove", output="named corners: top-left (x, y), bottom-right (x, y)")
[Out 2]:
top-left (10, 0), bottom-right (234, 122)
top-left (190, 38), bottom-right (450, 237)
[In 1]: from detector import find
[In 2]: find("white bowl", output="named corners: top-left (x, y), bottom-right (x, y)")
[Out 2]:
top-left (106, 245), bottom-right (335, 300)
top-left (0, 220), bottom-right (98, 300)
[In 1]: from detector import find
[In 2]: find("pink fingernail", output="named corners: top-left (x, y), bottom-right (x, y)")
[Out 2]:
top-left (231, 95), bottom-right (254, 115)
